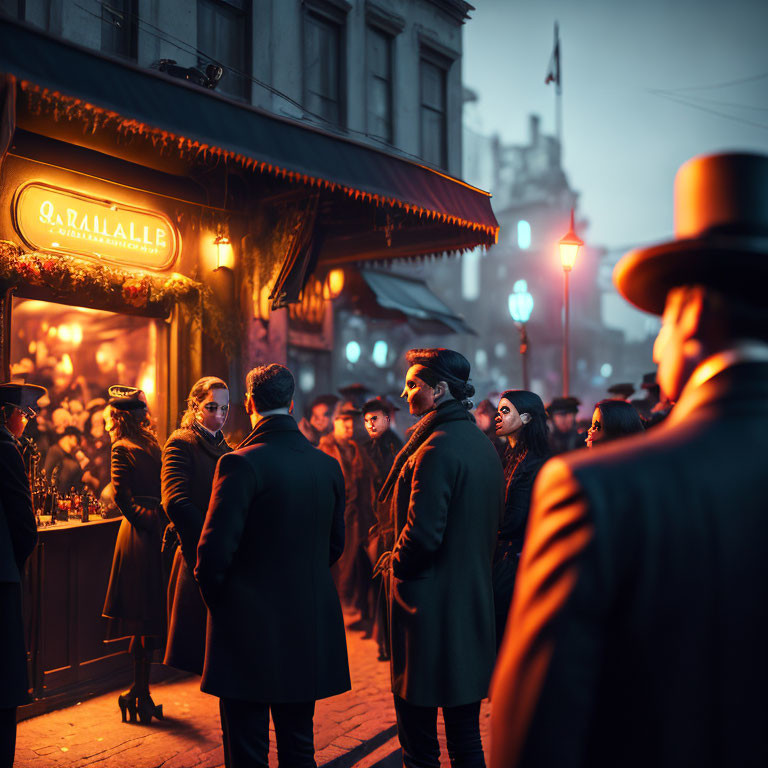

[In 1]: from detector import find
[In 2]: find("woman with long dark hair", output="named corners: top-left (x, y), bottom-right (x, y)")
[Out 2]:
top-left (102, 392), bottom-right (165, 725)
top-left (162, 376), bottom-right (230, 679)
top-left (492, 389), bottom-right (551, 649)
top-left (586, 399), bottom-right (645, 448)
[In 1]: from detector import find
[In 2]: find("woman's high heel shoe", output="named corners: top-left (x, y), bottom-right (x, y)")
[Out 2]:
top-left (118, 690), bottom-right (138, 723)
top-left (137, 694), bottom-right (164, 725)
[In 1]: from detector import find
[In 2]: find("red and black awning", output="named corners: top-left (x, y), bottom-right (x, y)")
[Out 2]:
top-left (0, 17), bottom-right (498, 256)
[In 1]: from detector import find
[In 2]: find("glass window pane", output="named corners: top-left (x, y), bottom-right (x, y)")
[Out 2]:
top-left (420, 60), bottom-right (445, 111)
top-left (366, 27), bottom-right (391, 142)
top-left (198, 0), bottom-right (249, 100)
top-left (101, 0), bottom-right (136, 60)
top-left (305, 13), bottom-right (341, 125)
top-left (421, 107), bottom-right (445, 167)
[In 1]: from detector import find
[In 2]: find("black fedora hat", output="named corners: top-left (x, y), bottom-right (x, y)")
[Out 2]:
top-left (614, 152), bottom-right (768, 315)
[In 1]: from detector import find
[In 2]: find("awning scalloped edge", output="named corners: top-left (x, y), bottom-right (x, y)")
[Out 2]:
top-left (19, 82), bottom-right (499, 245)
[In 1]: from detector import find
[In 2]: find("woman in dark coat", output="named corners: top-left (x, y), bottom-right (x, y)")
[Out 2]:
top-left (102, 392), bottom-right (164, 725)
top-left (162, 376), bottom-right (230, 677)
top-left (492, 389), bottom-right (551, 650)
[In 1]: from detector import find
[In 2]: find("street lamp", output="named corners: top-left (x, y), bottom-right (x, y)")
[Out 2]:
top-left (508, 279), bottom-right (534, 390)
top-left (558, 208), bottom-right (583, 396)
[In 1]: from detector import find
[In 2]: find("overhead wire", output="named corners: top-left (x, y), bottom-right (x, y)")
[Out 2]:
top-left (74, 0), bottom-right (425, 163)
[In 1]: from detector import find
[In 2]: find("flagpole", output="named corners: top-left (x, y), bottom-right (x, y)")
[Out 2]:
top-left (554, 22), bottom-right (562, 159)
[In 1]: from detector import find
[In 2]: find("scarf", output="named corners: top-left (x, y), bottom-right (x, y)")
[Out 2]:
top-left (378, 400), bottom-right (470, 503)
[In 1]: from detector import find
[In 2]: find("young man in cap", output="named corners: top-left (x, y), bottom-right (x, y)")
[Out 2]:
top-left (361, 397), bottom-right (404, 660)
top-left (490, 152), bottom-right (768, 768)
top-left (319, 400), bottom-right (375, 629)
top-left (196, 364), bottom-right (350, 768)
top-left (0, 383), bottom-right (46, 767)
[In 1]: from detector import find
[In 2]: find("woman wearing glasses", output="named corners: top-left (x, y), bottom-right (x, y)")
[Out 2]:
top-left (586, 399), bottom-right (645, 448)
top-left (162, 377), bottom-right (231, 682)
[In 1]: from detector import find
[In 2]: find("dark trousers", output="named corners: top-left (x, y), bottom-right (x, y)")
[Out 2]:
top-left (219, 698), bottom-right (316, 768)
top-left (0, 708), bottom-right (16, 768)
top-left (394, 696), bottom-right (485, 768)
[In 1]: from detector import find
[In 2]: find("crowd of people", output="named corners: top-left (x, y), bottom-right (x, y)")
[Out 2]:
top-left (1, 150), bottom-right (767, 768)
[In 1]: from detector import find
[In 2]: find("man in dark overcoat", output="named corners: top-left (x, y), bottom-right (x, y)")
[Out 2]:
top-left (379, 348), bottom-right (503, 768)
top-left (490, 152), bottom-right (768, 768)
top-left (0, 383), bottom-right (45, 767)
top-left (196, 364), bottom-right (350, 768)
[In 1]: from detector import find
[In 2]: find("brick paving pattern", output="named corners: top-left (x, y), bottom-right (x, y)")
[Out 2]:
top-left (15, 614), bottom-right (490, 767)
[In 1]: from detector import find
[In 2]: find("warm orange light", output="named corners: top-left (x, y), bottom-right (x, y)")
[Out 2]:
top-left (326, 269), bottom-right (345, 299)
top-left (61, 353), bottom-right (74, 375)
top-left (13, 181), bottom-right (179, 269)
top-left (214, 234), bottom-right (235, 270)
top-left (255, 284), bottom-right (271, 320)
top-left (558, 209), bottom-right (584, 272)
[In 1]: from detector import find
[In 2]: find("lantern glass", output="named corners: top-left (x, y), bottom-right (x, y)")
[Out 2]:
top-left (327, 269), bottom-right (345, 299)
top-left (559, 241), bottom-right (580, 271)
top-left (214, 235), bottom-right (234, 270)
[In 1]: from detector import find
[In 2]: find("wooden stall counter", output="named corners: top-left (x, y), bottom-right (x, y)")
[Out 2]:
top-left (20, 517), bottom-right (133, 719)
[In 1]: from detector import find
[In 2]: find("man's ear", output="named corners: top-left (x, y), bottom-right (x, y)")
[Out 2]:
top-left (289, 399), bottom-right (294, 415)
top-left (244, 393), bottom-right (255, 415)
top-left (678, 285), bottom-right (706, 342)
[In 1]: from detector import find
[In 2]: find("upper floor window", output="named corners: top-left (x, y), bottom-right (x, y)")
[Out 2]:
top-left (420, 54), bottom-right (448, 169)
top-left (197, 0), bottom-right (250, 101)
top-left (304, 11), bottom-right (344, 126)
top-left (366, 26), bottom-right (393, 143)
top-left (101, 0), bottom-right (138, 60)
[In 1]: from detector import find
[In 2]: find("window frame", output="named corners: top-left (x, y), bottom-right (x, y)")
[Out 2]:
top-left (100, 0), bottom-right (139, 62)
top-left (302, 3), bottom-right (348, 128)
top-left (365, 23), bottom-right (394, 144)
top-left (196, 0), bottom-right (252, 102)
top-left (419, 46), bottom-right (451, 169)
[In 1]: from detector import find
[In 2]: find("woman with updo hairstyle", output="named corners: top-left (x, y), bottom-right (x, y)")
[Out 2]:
top-left (586, 399), bottom-right (645, 448)
top-left (491, 389), bottom-right (551, 649)
top-left (161, 377), bottom-right (231, 683)
top-left (102, 390), bottom-right (165, 725)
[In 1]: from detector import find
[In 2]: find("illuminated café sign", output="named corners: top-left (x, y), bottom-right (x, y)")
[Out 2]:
top-left (12, 182), bottom-right (180, 270)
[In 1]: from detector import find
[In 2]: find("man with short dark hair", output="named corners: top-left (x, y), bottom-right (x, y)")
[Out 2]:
top-left (490, 152), bottom-right (768, 768)
top-left (196, 363), bottom-right (350, 768)
top-left (546, 396), bottom-right (583, 454)
top-left (43, 425), bottom-right (86, 494)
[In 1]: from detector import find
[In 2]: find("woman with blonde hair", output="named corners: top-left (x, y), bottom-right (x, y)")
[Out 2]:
top-left (162, 376), bottom-right (231, 681)
top-left (102, 390), bottom-right (165, 724)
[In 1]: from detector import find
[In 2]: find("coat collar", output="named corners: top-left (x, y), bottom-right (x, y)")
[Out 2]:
top-left (189, 422), bottom-right (231, 458)
top-left (667, 343), bottom-right (768, 426)
top-left (238, 414), bottom-right (299, 449)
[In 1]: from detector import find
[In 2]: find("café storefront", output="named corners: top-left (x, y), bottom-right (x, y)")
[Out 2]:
top-left (0, 17), bottom-right (498, 715)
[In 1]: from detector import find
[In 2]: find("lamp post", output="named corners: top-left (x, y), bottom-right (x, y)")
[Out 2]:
top-left (508, 279), bottom-right (534, 390)
top-left (558, 208), bottom-right (583, 396)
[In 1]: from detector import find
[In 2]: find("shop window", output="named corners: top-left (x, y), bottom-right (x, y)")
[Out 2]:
top-left (420, 55), bottom-right (448, 168)
top-left (101, 0), bottom-right (139, 61)
top-left (197, 0), bottom-right (251, 101)
top-left (10, 298), bottom-right (160, 503)
top-left (367, 26), bottom-right (393, 143)
top-left (304, 10), bottom-right (344, 126)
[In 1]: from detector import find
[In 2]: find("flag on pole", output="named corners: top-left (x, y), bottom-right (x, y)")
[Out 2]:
top-left (545, 22), bottom-right (560, 87)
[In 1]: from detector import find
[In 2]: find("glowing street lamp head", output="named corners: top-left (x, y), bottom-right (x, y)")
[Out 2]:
top-left (559, 208), bottom-right (584, 272)
top-left (508, 279), bottom-right (534, 324)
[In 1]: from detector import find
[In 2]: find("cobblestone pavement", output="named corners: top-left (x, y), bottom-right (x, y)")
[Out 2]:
top-left (15, 614), bottom-right (491, 767)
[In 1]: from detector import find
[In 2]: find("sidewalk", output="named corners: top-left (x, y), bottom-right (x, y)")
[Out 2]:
top-left (15, 617), bottom-right (490, 767)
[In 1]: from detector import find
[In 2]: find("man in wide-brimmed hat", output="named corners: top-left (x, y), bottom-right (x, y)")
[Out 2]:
top-left (546, 395), bottom-right (583, 455)
top-left (490, 152), bottom-right (768, 768)
top-left (0, 382), bottom-right (46, 765)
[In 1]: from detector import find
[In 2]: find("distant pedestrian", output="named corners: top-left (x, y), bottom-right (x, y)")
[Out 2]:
top-left (102, 390), bottom-right (165, 725)
top-left (606, 382), bottom-right (635, 401)
top-left (319, 400), bottom-right (375, 629)
top-left (196, 364), bottom-right (350, 768)
top-left (379, 348), bottom-right (503, 768)
top-left (297, 393), bottom-right (338, 447)
top-left (546, 396), bottom-right (583, 454)
top-left (490, 152), bottom-right (768, 768)
top-left (585, 399), bottom-right (644, 448)
top-left (474, 398), bottom-right (506, 459)
top-left (0, 383), bottom-right (45, 768)
top-left (162, 377), bottom-right (231, 678)
top-left (491, 390), bottom-right (550, 650)
top-left (362, 397), bottom-right (403, 661)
